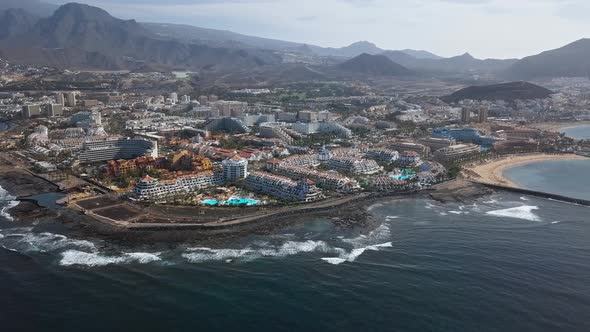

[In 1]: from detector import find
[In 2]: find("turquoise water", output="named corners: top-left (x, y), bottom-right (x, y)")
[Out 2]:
top-left (503, 159), bottom-right (590, 200)
top-left (390, 169), bottom-right (415, 180)
top-left (224, 197), bottom-right (259, 206)
top-left (562, 125), bottom-right (590, 140)
top-left (201, 197), bottom-right (260, 206)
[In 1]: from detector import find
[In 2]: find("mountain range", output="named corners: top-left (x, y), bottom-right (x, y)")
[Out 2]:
top-left (0, 1), bottom-right (589, 80)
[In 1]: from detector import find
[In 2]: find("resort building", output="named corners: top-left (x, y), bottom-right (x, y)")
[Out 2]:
top-left (398, 151), bottom-right (421, 166)
top-left (365, 149), bottom-right (400, 164)
top-left (132, 171), bottom-right (224, 200)
top-left (417, 137), bottom-right (456, 152)
top-left (78, 137), bottom-right (158, 163)
top-left (433, 127), bottom-right (502, 148)
top-left (367, 176), bottom-right (409, 192)
top-left (280, 154), bottom-right (321, 168)
top-left (275, 164), bottom-right (361, 193)
top-left (433, 144), bottom-right (481, 164)
top-left (244, 172), bottom-right (322, 202)
top-left (327, 157), bottom-right (382, 175)
top-left (390, 142), bottom-right (430, 158)
top-left (222, 155), bottom-right (249, 181)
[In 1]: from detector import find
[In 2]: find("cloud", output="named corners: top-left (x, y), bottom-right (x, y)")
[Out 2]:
top-left (296, 16), bottom-right (318, 22)
top-left (47, 0), bottom-right (590, 59)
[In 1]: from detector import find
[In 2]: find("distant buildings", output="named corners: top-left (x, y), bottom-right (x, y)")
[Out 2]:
top-left (43, 104), bottom-right (64, 117)
top-left (418, 137), bottom-right (456, 152)
top-left (477, 107), bottom-right (489, 123)
top-left (65, 92), bottom-right (77, 107)
top-left (22, 104), bottom-right (41, 118)
top-left (433, 127), bottom-right (502, 148)
top-left (54, 92), bottom-right (65, 106)
top-left (461, 107), bottom-right (471, 124)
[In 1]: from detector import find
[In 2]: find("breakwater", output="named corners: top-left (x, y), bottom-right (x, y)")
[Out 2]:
top-left (473, 181), bottom-right (590, 207)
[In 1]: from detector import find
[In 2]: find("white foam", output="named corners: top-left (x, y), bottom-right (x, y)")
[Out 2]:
top-left (343, 224), bottom-right (390, 247)
top-left (183, 240), bottom-right (332, 263)
top-left (484, 199), bottom-right (499, 204)
top-left (486, 205), bottom-right (541, 222)
top-left (11, 232), bottom-right (97, 253)
top-left (520, 196), bottom-right (530, 201)
top-left (321, 242), bottom-right (393, 265)
top-left (321, 257), bottom-right (347, 265)
top-left (439, 212), bottom-right (448, 216)
top-left (0, 185), bottom-right (18, 221)
top-left (449, 211), bottom-right (463, 215)
top-left (551, 221), bottom-right (561, 224)
top-left (60, 250), bottom-right (161, 267)
top-left (385, 216), bottom-right (399, 220)
top-left (0, 234), bottom-right (4, 239)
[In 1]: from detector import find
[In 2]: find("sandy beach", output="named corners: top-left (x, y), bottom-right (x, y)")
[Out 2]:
top-left (531, 121), bottom-right (590, 132)
top-left (464, 153), bottom-right (588, 188)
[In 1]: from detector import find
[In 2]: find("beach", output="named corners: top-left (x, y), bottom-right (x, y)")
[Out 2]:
top-left (464, 153), bottom-right (587, 187)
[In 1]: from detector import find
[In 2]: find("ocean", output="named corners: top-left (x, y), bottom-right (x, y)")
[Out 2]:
top-left (1, 171), bottom-right (590, 331)
top-left (563, 125), bottom-right (590, 140)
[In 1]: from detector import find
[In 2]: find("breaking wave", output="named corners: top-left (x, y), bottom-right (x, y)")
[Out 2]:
top-left (183, 240), bottom-right (334, 263)
top-left (0, 185), bottom-right (18, 221)
top-left (0, 230), bottom-right (97, 253)
top-left (60, 250), bottom-right (161, 267)
top-left (486, 206), bottom-right (541, 222)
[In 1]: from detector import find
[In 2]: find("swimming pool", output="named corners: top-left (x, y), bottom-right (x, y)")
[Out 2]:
top-left (201, 197), bottom-right (260, 206)
top-left (224, 197), bottom-right (260, 206)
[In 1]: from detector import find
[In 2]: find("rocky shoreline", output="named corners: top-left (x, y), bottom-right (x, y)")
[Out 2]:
top-left (0, 165), bottom-right (493, 243)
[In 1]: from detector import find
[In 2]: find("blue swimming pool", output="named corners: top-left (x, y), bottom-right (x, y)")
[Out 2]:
top-left (201, 197), bottom-right (260, 206)
top-left (224, 197), bottom-right (260, 206)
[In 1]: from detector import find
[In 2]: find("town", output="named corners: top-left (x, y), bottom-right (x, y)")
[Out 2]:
top-left (1, 61), bottom-right (590, 228)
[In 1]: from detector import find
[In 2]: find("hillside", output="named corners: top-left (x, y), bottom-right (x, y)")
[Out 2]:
top-left (0, 3), bottom-right (281, 70)
top-left (507, 39), bottom-right (590, 79)
top-left (337, 53), bottom-right (413, 76)
top-left (0, 0), bottom-right (57, 17)
top-left (442, 81), bottom-right (553, 103)
top-left (0, 9), bottom-right (38, 40)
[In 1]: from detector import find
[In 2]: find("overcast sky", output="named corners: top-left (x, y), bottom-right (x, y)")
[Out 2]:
top-left (50, 0), bottom-right (590, 59)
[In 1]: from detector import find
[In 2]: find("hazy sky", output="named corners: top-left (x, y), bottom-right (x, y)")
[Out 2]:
top-left (50, 0), bottom-right (590, 59)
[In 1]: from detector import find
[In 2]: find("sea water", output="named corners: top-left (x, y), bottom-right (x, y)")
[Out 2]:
top-left (1, 172), bottom-right (590, 330)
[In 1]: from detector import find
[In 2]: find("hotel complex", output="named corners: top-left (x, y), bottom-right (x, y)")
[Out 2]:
top-left (79, 137), bottom-right (158, 163)
top-left (244, 172), bottom-right (322, 202)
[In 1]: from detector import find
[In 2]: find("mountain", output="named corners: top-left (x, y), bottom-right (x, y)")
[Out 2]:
top-left (507, 39), bottom-right (590, 79)
top-left (0, 9), bottom-right (39, 40)
top-left (337, 53), bottom-right (413, 76)
top-left (0, 3), bottom-right (281, 70)
top-left (310, 41), bottom-right (384, 57)
top-left (400, 49), bottom-right (443, 60)
top-left (0, 0), bottom-right (57, 17)
top-left (442, 81), bottom-right (553, 103)
top-left (381, 51), bottom-right (517, 75)
top-left (143, 22), bottom-right (301, 50)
